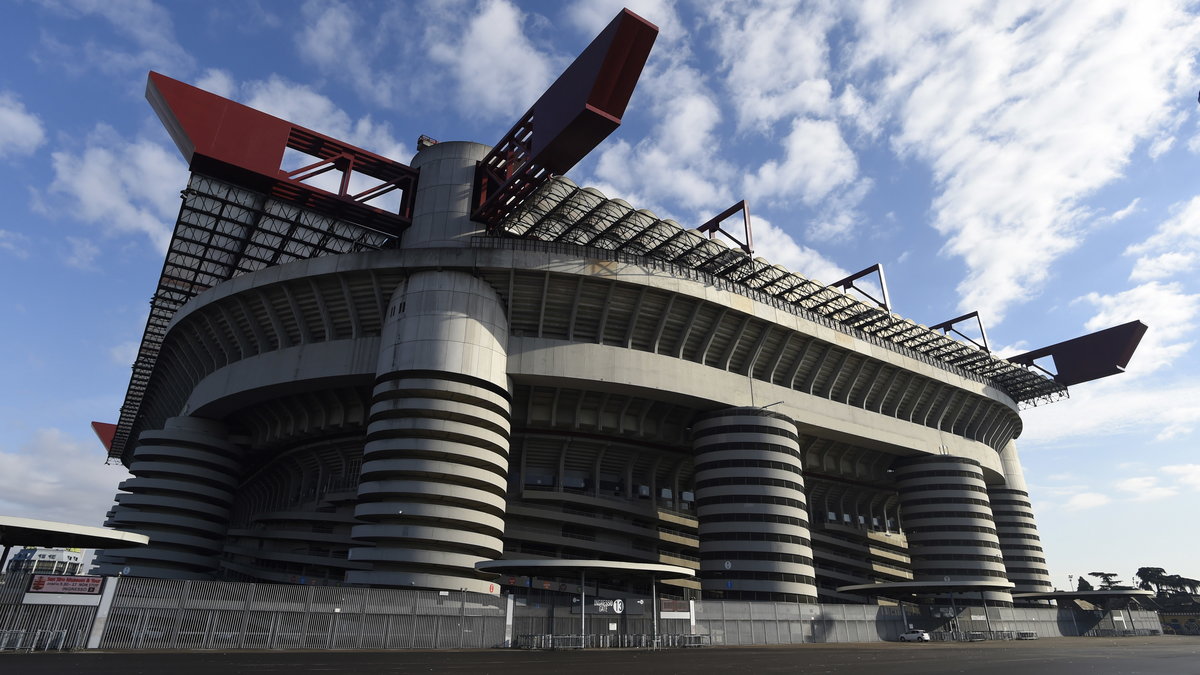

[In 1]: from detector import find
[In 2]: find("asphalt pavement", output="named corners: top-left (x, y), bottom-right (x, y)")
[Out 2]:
top-left (2, 636), bottom-right (1198, 675)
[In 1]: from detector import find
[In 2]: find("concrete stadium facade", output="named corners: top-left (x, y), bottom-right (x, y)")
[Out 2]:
top-left (96, 138), bottom-right (1059, 607)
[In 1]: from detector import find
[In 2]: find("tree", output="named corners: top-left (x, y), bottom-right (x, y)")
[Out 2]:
top-left (1077, 576), bottom-right (1094, 592)
top-left (1136, 567), bottom-right (1167, 593)
top-left (1165, 574), bottom-right (1200, 595)
top-left (1136, 567), bottom-right (1200, 596)
top-left (1089, 572), bottom-right (1119, 590)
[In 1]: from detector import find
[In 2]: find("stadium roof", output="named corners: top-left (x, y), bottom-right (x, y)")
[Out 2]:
top-left (107, 11), bottom-right (1146, 459)
top-left (497, 177), bottom-right (1070, 405)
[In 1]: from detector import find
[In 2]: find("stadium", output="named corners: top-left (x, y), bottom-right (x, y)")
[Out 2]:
top-left (93, 9), bottom-right (1145, 613)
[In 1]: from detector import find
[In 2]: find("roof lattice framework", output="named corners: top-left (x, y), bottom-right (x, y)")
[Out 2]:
top-left (495, 177), bottom-right (1067, 408)
top-left (111, 174), bottom-right (395, 458)
top-left (112, 172), bottom-right (1068, 460)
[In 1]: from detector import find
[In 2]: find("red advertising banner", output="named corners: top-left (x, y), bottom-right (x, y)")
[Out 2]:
top-left (27, 575), bottom-right (104, 595)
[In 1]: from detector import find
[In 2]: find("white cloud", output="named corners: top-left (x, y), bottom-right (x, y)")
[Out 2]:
top-left (744, 118), bottom-right (859, 208)
top-left (697, 3), bottom-right (870, 240)
top-left (1107, 197), bottom-right (1141, 223)
top-left (241, 76), bottom-right (410, 162)
top-left (0, 92), bottom-right (47, 159)
top-left (295, 0), bottom-right (406, 109)
top-left (1130, 251), bottom-right (1196, 282)
top-left (424, 0), bottom-right (558, 120)
top-left (704, 1), bottom-right (838, 131)
top-left (837, 84), bottom-right (885, 139)
top-left (1077, 281), bottom-right (1200, 376)
top-left (64, 236), bottom-right (100, 269)
top-left (1127, 195), bottom-right (1200, 265)
top-left (1114, 475), bottom-right (1177, 501)
top-left (1123, 196), bottom-right (1200, 283)
top-left (0, 428), bottom-right (130, 526)
top-left (1063, 492), bottom-right (1111, 511)
top-left (1148, 134), bottom-right (1175, 159)
top-left (588, 56), bottom-right (735, 216)
top-left (41, 67), bottom-right (414, 254)
top-left (1023, 378), bottom-right (1200, 445)
top-left (750, 216), bottom-right (848, 284)
top-left (194, 68), bottom-right (236, 98)
top-left (565, 0), bottom-right (682, 41)
top-left (1163, 464), bottom-right (1200, 489)
top-left (1189, 129), bottom-right (1200, 154)
top-left (1024, 278), bottom-right (1199, 449)
top-left (37, 0), bottom-right (194, 79)
top-left (847, 1), bottom-right (1200, 323)
top-left (46, 124), bottom-right (186, 252)
top-left (0, 230), bottom-right (31, 259)
top-left (108, 340), bottom-right (139, 367)
top-left (991, 340), bottom-right (1030, 359)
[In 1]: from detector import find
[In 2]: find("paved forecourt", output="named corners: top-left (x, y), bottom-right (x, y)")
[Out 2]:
top-left (3, 637), bottom-right (1198, 675)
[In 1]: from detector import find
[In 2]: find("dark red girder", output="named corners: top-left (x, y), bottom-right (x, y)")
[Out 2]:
top-left (146, 72), bottom-right (418, 236)
top-left (91, 421), bottom-right (117, 453)
top-left (473, 8), bottom-right (659, 227)
top-left (1009, 320), bottom-right (1148, 386)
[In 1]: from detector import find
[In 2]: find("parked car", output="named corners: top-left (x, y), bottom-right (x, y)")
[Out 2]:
top-left (898, 629), bottom-right (931, 642)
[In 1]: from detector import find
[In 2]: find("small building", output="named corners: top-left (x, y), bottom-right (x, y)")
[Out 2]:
top-left (5, 547), bottom-right (86, 576)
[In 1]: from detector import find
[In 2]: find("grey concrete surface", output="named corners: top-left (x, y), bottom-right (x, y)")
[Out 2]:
top-left (3, 637), bottom-right (1198, 675)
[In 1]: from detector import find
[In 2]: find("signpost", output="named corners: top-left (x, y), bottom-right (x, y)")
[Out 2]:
top-left (25, 575), bottom-right (106, 608)
top-left (27, 575), bottom-right (103, 595)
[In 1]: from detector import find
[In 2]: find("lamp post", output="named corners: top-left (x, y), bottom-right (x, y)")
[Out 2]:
top-left (651, 575), bottom-right (659, 650)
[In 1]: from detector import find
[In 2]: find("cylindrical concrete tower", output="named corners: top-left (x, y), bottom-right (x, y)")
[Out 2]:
top-left (692, 408), bottom-right (817, 602)
top-left (97, 417), bottom-right (241, 578)
top-left (402, 141), bottom-right (492, 248)
top-left (990, 442), bottom-right (1054, 596)
top-left (894, 455), bottom-right (1011, 603)
top-left (347, 141), bottom-right (511, 592)
top-left (348, 272), bottom-right (511, 591)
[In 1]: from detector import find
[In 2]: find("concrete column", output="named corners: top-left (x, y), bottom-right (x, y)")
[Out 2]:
top-left (692, 407), bottom-right (817, 602)
top-left (990, 441), bottom-right (1055, 597)
top-left (893, 455), bottom-right (1013, 604)
top-left (95, 417), bottom-right (241, 579)
top-left (347, 270), bottom-right (511, 592)
top-left (402, 141), bottom-right (491, 248)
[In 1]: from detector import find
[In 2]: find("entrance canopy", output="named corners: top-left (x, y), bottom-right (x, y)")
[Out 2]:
top-left (1013, 589), bottom-right (1154, 603)
top-left (476, 559), bottom-right (694, 582)
top-left (0, 516), bottom-right (149, 550)
top-left (838, 580), bottom-right (1015, 599)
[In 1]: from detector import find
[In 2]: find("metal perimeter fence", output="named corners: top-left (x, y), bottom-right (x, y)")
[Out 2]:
top-left (688, 601), bottom-right (1162, 646)
top-left (96, 577), bottom-right (506, 650)
top-left (0, 574), bottom-right (1164, 651)
top-left (0, 574), bottom-right (96, 651)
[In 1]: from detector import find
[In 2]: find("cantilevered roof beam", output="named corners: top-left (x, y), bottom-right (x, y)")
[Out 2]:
top-left (1009, 320), bottom-right (1148, 386)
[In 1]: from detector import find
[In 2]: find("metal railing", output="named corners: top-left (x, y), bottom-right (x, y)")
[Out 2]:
top-left (0, 629), bottom-right (79, 651)
top-left (1083, 628), bottom-right (1161, 637)
top-left (98, 579), bottom-right (506, 650)
top-left (516, 633), bottom-right (711, 649)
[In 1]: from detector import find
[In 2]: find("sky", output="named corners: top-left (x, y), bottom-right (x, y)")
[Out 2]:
top-left (0, 0), bottom-right (1197, 590)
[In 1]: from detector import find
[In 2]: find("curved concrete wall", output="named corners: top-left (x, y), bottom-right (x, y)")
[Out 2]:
top-left (894, 455), bottom-right (1012, 603)
top-left (403, 141), bottom-right (491, 248)
top-left (991, 442), bottom-right (1054, 595)
top-left (693, 408), bottom-right (817, 602)
top-left (347, 271), bottom-right (512, 592)
top-left (97, 417), bottom-right (241, 578)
